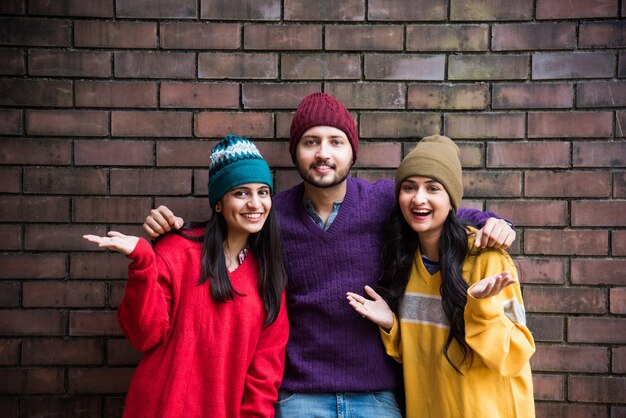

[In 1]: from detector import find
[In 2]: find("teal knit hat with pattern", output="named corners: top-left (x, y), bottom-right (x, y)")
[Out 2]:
top-left (208, 135), bottom-right (273, 207)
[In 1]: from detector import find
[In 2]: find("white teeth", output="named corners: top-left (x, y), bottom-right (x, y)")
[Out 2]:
top-left (242, 213), bottom-right (262, 219)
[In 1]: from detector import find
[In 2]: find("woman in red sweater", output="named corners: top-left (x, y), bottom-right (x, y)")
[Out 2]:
top-left (83, 135), bottom-right (289, 418)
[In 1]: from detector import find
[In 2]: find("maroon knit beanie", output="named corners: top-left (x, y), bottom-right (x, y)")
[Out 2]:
top-left (289, 92), bottom-right (358, 163)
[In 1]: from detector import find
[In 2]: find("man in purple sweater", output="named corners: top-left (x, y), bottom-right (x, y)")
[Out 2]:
top-left (143, 93), bottom-right (515, 417)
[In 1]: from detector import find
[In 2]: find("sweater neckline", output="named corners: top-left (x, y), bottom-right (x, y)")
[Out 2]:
top-left (297, 178), bottom-right (356, 239)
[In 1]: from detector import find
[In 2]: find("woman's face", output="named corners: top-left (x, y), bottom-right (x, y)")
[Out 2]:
top-left (219, 183), bottom-right (272, 240)
top-left (398, 175), bottom-right (452, 238)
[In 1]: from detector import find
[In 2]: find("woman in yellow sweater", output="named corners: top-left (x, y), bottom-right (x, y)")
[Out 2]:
top-left (347, 135), bottom-right (535, 417)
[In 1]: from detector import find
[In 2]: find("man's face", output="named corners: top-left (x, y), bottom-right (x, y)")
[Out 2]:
top-left (295, 126), bottom-right (353, 189)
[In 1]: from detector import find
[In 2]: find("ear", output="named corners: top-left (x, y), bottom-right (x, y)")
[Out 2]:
top-left (215, 204), bottom-right (221, 212)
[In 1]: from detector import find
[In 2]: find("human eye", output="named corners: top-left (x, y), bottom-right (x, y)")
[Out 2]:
top-left (302, 138), bottom-right (318, 146)
top-left (400, 183), bottom-right (415, 192)
top-left (258, 188), bottom-right (270, 197)
top-left (233, 189), bottom-right (248, 197)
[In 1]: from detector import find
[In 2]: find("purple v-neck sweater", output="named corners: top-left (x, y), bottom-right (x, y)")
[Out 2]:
top-left (274, 177), bottom-right (497, 392)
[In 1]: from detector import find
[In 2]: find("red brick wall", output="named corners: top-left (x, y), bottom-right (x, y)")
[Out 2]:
top-left (0, 0), bottom-right (624, 416)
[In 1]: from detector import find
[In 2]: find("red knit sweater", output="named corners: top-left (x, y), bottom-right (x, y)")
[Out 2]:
top-left (118, 231), bottom-right (289, 418)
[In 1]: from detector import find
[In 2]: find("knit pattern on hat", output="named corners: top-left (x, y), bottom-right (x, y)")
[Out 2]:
top-left (208, 134), bottom-right (273, 206)
top-left (289, 92), bottom-right (358, 163)
top-left (394, 134), bottom-right (463, 210)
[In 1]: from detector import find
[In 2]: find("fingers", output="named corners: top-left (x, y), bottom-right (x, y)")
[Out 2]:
top-left (363, 285), bottom-right (381, 301)
top-left (107, 230), bottom-right (126, 238)
top-left (476, 218), bottom-right (516, 249)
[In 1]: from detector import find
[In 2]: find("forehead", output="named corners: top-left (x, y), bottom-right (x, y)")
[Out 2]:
top-left (402, 175), bottom-right (440, 184)
top-left (301, 125), bottom-right (348, 139)
top-left (229, 182), bottom-right (270, 191)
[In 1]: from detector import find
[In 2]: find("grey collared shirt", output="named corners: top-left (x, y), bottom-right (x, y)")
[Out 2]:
top-left (303, 199), bottom-right (343, 231)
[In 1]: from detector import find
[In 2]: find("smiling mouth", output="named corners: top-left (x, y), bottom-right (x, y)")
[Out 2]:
top-left (412, 209), bottom-right (432, 216)
top-left (241, 213), bottom-right (264, 219)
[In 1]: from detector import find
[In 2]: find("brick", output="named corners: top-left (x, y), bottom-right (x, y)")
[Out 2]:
top-left (162, 82), bottom-right (239, 109)
top-left (580, 21), bottom-right (626, 48)
top-left (22, 339), bottom-right (103, 365)
top-left (0, 368), bottom-right (64, 394)
top-left (29, 50), bottom-right (111, 77)
top-left (458, 143), bottom-right (484, 167)
top-left (70, 253), bottom-right (129, 280)
top-left (161, 22), bottom-right (240, 49)
top-left (616, 171), bottom-right (626, 197)
top-left (111, 111), bottom-right (192, 137)
top-left (529, 112), bottom-right (612, 138)
top-left (572, 259), bottom-right (626, 285)
top-left (0, 47), bottom-right (25, 75)
top-left (109, 282), bottom-right (126, 307)
top-left (615, 346), bottom-right (626, 372)
top-left (488, 142), bottom-right (570, 168)
top-left (463, 171), bottom-right (521, 198)
top-left (201, 0), bottom-right (280, 20)
top-left (408, 83), bottom-right (489, 110)
top-left (450, 0), bottom-right (532, 20)
top-left (0, 339), bottom-right (19, 365)
top-left (569, 376), bottom-right (626, 403)
top-left (76, 81), bottom-right (157, 108)
top-left (255, 141), bottom-right (293, 167)
top-left (29, 0), bottom-right (113, 17)
top-left (445, 113), bottom-right (525, 138)
top-left (0, 167), bottom-right (20, 193)
top-left (157, 140), bottom-right (213, 167)
top-left (531, 344), bottom-right (608, 372)
top-left (25, 225), bottom-right (106, 251)
top-left (533, 374), bottom-right (565, 401)
top-left (614, 231), bottom-right (626, 256)
top-left (528, 315), bottom-right (564, 342)
top-left (535, 403), bottom-right (607, 418)
top-left (111, 169), bottom-right (192, 195)
top-left (353, 142), bottom-right (401, 168)
top-left (0, 254), bottom-right (66, 279)
top-left (24, 168), bottom-right (107, 195)
top-left (276, 112), bottom-right (294, 138)
top-left (0, 282), bottom-right (19, 307)
top-left (107, 339), bottom-right (141, 366)
top-left (536, 0), bottom-right (618, 19)
top-left (0, 79), bottom-right (72, 107)
top-left (0, 196), bottom-right (69, 222)
top-left (487, 200), bottom-right (567, 227)
top-left (199, 52), bottom-right (277, 79)
top-left (274, 169), bottom-right (302, 193)
top-left (74, 21), bottom-right (156, 48)
top-left (73, 197), bottom-right (152, 223)
top-left (532, 52), bottom-right (615, 79)
top-left (612, 287), bottom-right (626, 314)
top-left (281, 54), bottom-right (361, 80)
top-left (0, 0), bottom-right (24, 14)
top-left (0, 225), bottom-right (21, 250)
top-left (284, 0), bottom-right (364, 21)
top-left (68, 368), bottom-right (133, 393)
top-left (75, 140), bottom-right (153, 167)
top-left (525, 287), bottom-right (606, 314)
top-left (569, 317), bottom-right (626, 343)
top-left (326, 83), bottom-right (404, 109)
top-left (620, 51), bottom-right (626, 77)
top-left (104, 397), bottom-right (126, 417)
top-left (325, 25), bottom-right (403, 51)
top-left (492, 23), bottom-right (576, 51)
top-left (369, 0), bottom-right (446, 20)
top-left (448, 54), bottom-right (528, 80)
top-left (574, 141), bottom-right (626, 167)
top-left (492, 83), bottom-right (573, 109)
top-left (26, 110), bottom-right (109, 137)
top-left (154, 197), bottom-right (211, 224)
top-left (525, 170), bottom-right (610, 197)
top-left (0, 311), bottom-right (63, 335)
top-left (244, 24), bottom-right (321, 50)
top-left (359, 112), bottom-right (440, 138)
top-left (115, 51), bottom-right (195, 79)
top-left (524, 229), bottom-right (608, 256)
top-left (578, 81), bottom-right (626, 107)
top-left (365, 54), bottom-right (445, 80)
top-left (117, 0), bottom-right (196, 18)
top-left (0, 17), bottom-right (70, 46)
top-left (69, 311), bottom-right (121, 336)
top-left (20, 397), bottom-right (101, 418)
top-left (516, 258), bottom-right (567, 284)
top-left (0, 110), bottom-right (22, 135)
top-left (195, 112), bottom-right (274, 138)
top-left (23, 281), bottom-right (105, 308)
top-left (407, 24), bottom-right (488, 51)
top-left (242, 83), bottom-right (320, 109)
top-left (573, 201), bottom-right (626, 227)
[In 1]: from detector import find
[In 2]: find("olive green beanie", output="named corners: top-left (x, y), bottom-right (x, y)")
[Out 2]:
top-left (394, 134), bottom-right (463, 210)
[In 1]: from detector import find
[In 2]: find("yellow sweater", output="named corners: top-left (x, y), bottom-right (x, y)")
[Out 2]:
top-left (381, 233), bottom-right (535, 418)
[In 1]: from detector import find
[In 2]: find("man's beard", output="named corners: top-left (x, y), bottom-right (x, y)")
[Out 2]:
top-left (297, 160), bottom-right (351, 189)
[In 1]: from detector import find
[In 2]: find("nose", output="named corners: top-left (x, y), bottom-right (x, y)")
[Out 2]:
top-left (315, 140), bottom-right (330, 159)
top-left (247, 192), bottom-right (261, 208)
top-left (411, 187), bottom-right (426, 205)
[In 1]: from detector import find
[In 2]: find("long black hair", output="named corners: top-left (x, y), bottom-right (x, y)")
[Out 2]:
top-left (174, 208), bottom-right (286, 327)
top-left (379, 206), bottom-right (472, 373)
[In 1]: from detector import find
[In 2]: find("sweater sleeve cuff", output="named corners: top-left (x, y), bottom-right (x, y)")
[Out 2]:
top-left (126, 238), bottom-right (155, 272)
top-left (466, 284), bottom-right (501, 319)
